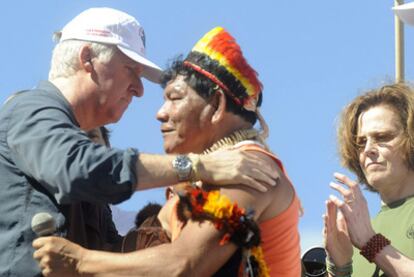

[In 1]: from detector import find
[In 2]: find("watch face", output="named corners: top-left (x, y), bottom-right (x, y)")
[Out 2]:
top-left (175, 155), bottom-right (191, 170)
top-left (173, 155), bottom-right (192, 181)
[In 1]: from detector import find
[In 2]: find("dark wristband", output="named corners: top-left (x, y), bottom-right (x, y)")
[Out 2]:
top-left (360, 233), bottom-right (391, 263)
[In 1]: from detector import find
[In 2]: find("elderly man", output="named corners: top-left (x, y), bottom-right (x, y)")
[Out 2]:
top-left (33, 26), bottom-right (301, 277)
top-left (0, 8), bottom-right (278, 277)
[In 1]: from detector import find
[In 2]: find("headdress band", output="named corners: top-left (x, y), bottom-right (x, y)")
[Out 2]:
top-left (183, 61), bottom-right (243, 106)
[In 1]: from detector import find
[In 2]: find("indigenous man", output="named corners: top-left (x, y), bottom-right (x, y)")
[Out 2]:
top-left (33, 27), bottom-right (301, 277)
top-left (0, 8), bottom-right (277, 276)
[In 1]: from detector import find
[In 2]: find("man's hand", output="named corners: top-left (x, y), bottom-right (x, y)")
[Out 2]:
top-left (196, 149), bottom-right (278, 192)
top-left (33, 237), bottom-right (84, 277)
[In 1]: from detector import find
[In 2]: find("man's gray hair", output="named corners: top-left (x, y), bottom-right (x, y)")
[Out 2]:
top-left (48, 38), bottom-right (117, 80)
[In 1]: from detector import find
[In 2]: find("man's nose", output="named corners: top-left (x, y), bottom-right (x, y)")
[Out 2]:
top-left (132, 78), bottom-right (144, 98)
top-left (156, 103), bottom-right (169, 122)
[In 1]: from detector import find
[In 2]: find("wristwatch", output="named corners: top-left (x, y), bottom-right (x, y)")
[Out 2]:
top-left (172, 155), bottom-right (193, 182)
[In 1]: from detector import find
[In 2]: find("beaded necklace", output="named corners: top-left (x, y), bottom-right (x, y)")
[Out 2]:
top-left (202, 128), bottom-right (267, 155)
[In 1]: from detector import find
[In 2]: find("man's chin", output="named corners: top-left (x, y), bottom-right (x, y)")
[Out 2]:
top-left (163, 144), bottom-right (178, 155)
top-left (163, 143), bottom-right (188, 155)
top-left (106, 111), bottom-right (125, 124)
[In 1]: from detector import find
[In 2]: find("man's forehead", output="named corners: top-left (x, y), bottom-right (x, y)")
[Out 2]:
top-left (166, 75), bottom-right (188, 93)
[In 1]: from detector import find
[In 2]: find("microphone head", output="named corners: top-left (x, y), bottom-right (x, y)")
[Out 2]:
top-left (31, 212), bottom-right (56, 236)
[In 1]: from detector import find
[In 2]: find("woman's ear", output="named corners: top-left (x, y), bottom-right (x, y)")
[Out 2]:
top-left (79, 45), bottom-right (93, 72)
top-left (212, 90), bottom-right (227, 124)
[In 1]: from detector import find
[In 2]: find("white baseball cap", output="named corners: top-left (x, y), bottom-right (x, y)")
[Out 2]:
top-left (59, 7), bottom-right (162, 83)
top-left (393, 2), bottom-right (414, 26)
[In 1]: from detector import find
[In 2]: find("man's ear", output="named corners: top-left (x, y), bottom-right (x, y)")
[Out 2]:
top-left (165, 186), bottom-right (175, 200)
top-left (211, 90), bottom-right (227, 124)
top-left (79, 45), bottom-right (93, 72)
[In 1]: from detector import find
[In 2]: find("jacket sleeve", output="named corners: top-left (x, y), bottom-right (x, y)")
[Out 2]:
top-left (5, 93), bottom-right (137, 205)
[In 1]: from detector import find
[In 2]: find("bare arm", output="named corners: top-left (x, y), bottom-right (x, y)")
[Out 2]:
top-left (33, 236), bottom-right (190, 277)
top-left (33, 186), bottom-right (270, 276)
top-left (33, 197), bottom-right (253, 277)
top-left (33, 156), bottom-right (281, 276)
top-left (325, 245), bottom-right (414, 277)
top-left (371, 245), bottom-right (414, 277)
top-left (326, 173), bottom-right (414, 277)
top-left (135, 149), bottom-right (279, 192)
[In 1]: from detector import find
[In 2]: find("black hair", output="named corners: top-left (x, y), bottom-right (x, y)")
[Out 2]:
top-left (134, 202), bottom-right (163, 228)
top-left (161, 55), bottom-right (262, 125)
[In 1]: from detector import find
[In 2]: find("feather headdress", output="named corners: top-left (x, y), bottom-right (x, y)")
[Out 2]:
top-left (184, 27), bottom-right (262, 112)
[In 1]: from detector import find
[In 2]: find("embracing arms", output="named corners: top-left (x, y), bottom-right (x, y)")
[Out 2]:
top-left (135, 150), bottom-right (279, 192)
top-left (33, 152), bottom-right (283, 276)
top-left (6, 93), bottom-right (278, 205)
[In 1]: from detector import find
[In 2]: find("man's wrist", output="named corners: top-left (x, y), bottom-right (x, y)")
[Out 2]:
top-left (172, 154), bottom-right (203, 182)
top-left (172, 155), bottom-right (193, 182)
top-left (188, 153), bottom-right (201, 182)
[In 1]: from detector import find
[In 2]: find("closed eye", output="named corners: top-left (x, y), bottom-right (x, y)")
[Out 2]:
top-left (165, 91), bottom-right (182, 101)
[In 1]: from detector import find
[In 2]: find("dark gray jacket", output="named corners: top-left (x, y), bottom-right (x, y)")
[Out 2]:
top-left (0, 81), bottom-right (137, 276)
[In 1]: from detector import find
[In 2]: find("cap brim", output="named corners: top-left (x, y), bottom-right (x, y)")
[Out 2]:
top-left (117, 46), bottom-right (163, 84)
top-left (393, 2), bottom-right (414, 26)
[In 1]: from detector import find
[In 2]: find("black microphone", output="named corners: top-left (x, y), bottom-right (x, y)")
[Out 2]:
top-left (31, 212), bottom-right (57, 236)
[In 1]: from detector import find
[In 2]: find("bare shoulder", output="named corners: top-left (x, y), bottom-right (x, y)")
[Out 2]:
top-left (253, 150), bottom-right (296, 221)
top-left (209, 149), bottom-right (295, 222)
top-left (251, 149), bottom-right (284, 177)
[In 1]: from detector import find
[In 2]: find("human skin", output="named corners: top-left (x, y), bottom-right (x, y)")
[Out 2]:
top-left (324, 105), bottom-right (414, 276)
top-left (33, 75), bottom-right (296, 276)
top-left (51, 45), bottom-right (279, 192)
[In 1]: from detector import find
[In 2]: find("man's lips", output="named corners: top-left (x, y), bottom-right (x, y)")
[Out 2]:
top-left (160, 127), bottom-right (175, 134)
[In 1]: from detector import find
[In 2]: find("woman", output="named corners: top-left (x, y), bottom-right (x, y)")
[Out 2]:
top-left (324, 83), bottom-right (414, 276)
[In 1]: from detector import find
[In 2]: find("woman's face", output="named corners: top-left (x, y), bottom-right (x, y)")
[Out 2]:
top-left (357, 105), bottom-right (409, 193)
